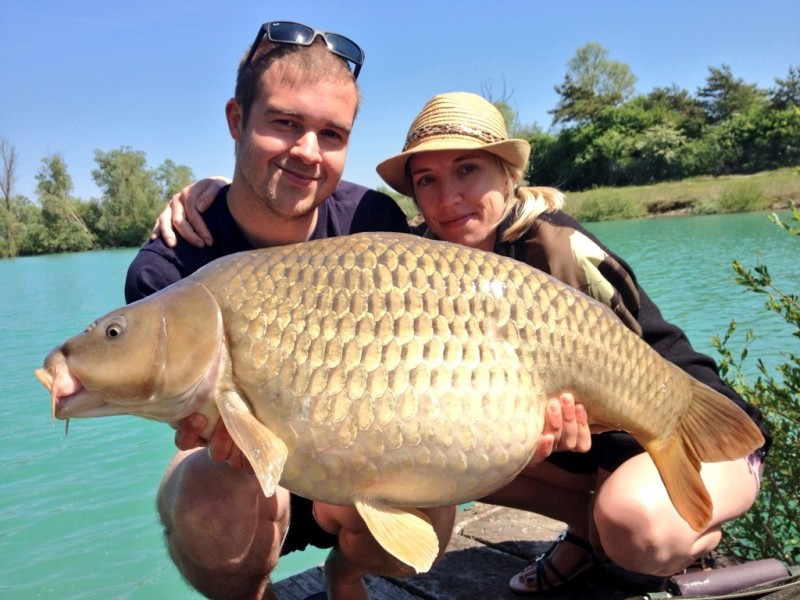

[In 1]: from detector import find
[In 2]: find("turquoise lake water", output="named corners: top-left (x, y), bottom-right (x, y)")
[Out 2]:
top-left (1, 211), bottom-right (797, 599)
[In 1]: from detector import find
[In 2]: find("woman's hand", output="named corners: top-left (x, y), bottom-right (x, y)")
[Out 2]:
top-left (152, 176), bottom-right (230, 248)
top-left (531, 392), bottom-right (591, 464)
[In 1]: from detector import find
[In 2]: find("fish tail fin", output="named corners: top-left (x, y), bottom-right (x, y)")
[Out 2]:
top-left (646, 377), bottom-right (765, 532)
top-left (354, 495), bottom-right (439, 574)
top-left (645, 435), bottom-right (709, 532)
top-left (683, 378), bottom-right (765, 463)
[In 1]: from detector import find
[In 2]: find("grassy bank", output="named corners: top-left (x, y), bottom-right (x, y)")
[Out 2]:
top-left (566, 167), bottom-right (800, 222)
top-left (385, 167), bottom-right (800, 224)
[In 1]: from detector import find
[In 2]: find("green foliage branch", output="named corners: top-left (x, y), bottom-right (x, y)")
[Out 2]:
top-left (712, 201), bottom-right (800, 565)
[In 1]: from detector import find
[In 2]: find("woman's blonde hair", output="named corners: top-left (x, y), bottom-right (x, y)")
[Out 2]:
top-left (495, 156), bottom-right (565, 242)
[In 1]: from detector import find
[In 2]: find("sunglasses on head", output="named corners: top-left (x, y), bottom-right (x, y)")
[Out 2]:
top-left (242, 21), bottom-right (364, 79)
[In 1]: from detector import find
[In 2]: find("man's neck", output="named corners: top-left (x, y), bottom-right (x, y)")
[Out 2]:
top-left (226, 183), bottom-right (319, 248)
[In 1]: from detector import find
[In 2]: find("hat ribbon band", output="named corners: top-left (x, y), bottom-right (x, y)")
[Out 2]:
top-left (403, 123), bottom-right (505, 151)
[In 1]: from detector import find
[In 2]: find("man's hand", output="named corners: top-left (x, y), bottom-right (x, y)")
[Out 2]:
top-left (174, 414), bottom-right (252, 471)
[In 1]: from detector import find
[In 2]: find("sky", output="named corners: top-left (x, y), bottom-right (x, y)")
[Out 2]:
top-left (2, 1), bottom-right (799, 203)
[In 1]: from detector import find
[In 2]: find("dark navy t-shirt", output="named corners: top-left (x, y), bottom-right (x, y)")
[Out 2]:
top-left (125, 181), bottom-right (410, 303)
top-left (123, 180), bottom-right (410, 555)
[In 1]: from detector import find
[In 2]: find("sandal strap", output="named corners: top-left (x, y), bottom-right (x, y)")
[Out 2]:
top-left (516, 529), bottom-right (597, 593)
top-left (561, 530), bottom-right (595, 557)
top-left (536, 551), bottom-right (571, 588)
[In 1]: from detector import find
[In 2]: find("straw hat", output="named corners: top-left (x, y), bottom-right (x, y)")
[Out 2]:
top-left (376, 92), bottom-right (531, 197)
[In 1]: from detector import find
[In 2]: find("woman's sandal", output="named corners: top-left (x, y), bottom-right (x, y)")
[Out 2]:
top-left (509, 530), bottom-right (597, 594)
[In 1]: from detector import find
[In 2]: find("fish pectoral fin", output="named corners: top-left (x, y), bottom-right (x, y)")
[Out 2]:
top-left (354, 495), bottom-right (439, 574)
top-left (215, 390), bottom-right (287, 498)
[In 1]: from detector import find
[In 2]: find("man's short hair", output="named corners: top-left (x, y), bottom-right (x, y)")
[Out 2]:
top-left (234, 37), bottom-right (361, 128)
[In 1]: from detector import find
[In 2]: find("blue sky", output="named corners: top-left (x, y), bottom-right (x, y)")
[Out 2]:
top-left (2, 1), bottom-right (798, 202)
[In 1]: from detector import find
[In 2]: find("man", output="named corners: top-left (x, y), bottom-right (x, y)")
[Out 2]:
top-left (125, 22), bottom-right (456, 600)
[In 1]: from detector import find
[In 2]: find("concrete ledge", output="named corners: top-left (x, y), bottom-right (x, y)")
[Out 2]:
top-left (273, 503), bottom-right (668, 599)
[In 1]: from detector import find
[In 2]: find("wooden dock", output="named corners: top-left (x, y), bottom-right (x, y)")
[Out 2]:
top-left (273, 502), bottom-right (667, 599)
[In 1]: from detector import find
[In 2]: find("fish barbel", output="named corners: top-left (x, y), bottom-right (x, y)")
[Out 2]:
top-left (35, 232), bottom-right (763, 573)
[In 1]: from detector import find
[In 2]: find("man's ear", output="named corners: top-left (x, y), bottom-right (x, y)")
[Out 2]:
top-left (226, 98), bottom-right (243, 143)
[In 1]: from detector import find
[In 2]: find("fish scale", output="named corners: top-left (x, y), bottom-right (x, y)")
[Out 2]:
top-left (36, 232), bottom-right (764, 573)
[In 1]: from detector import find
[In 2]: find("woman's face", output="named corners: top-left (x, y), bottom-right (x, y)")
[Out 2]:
top-left (408, 149), bottom-right (508, 251)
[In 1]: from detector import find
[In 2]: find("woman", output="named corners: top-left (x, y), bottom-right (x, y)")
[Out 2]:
top-left (155, 92), bottom-right (770, 594)
top-left (375, 92), bottom-right (770, 593)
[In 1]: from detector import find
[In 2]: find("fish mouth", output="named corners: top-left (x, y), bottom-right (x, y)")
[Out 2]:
top-left (36, 360), bottom-right (140, 420)
top-left (35, 364), bottom-right (87, 420)
top-left (37, 359), bottom-right (125, 420)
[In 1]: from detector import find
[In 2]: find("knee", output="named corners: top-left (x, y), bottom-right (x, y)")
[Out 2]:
top-left (594, 489), bottom-right (704, 576)
top-left (157, 449), bottom-right (288, 598)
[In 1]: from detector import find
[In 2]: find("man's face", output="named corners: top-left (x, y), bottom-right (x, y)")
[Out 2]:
top-left (228, 63), bottom-right (358, 222)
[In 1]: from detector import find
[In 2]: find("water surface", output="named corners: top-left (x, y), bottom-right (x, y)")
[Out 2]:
top-left (1, 211), bottom-right (796, 598)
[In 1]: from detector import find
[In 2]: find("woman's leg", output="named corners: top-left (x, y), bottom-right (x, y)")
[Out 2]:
top-left (482, 460), bottom-right (596, 532)
top-left (482, 461), bottom-right (599, 592)
top-left (593, 454), bottom-right (760, 576)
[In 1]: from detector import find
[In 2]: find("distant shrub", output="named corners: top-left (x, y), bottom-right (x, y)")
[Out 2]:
top-left (574, 192), bottom-right (645, 222)
top-left (692, 197), bottom-right (722, 215)
top-left (717, 182), bottom-right (767, 213)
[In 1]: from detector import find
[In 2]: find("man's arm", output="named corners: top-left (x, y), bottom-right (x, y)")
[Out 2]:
top-left (124, 242), bottom-right (185, 303)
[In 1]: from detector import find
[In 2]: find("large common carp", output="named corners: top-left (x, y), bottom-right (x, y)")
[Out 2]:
top-left (36, 232), bottom-right (763, 573)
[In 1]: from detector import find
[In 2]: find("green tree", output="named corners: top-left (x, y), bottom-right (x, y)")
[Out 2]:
top-left (1, 138), bottom-right (20, 256)
top-left (544, 101), bottom-right (691, 188)
top-left (27, 153), bottom-right (95, 253)
top-left (1, 138), bottom-right (16, 212)
top-left (713, 202), bottom-right (800, 564)
top-left (771, 65), bottom-right (800, 110)
top-left (551, 42), bottom-right (637, 125)
top-left (525, 129), bottom-right (564, 187)
top-left (156, 159), bottom-right (195, 201)
top-left (6, 196), bottom-right (40, 256)
top-left (699, 104), bottom-right (800, 175)
top-left (697, 65), bottom-right (769, 124)
top-left (92, 147), bottom-right (163, 247)
top-left (640, 85), bottom-right (707, 138)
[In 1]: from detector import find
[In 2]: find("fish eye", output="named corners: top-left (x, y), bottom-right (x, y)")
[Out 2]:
top-left (105, 317), bottom-right (127, 339)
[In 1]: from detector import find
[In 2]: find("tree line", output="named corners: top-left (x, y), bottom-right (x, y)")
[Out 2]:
top-left (2, 42), bottom-right (798, 257)
top-left (0, 144), bottom-right (193, 257)
top-left (516, 43), bottom-right (800, 190)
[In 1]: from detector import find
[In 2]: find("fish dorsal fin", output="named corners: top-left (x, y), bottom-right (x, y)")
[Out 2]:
top-left (215, 390), bottom-right (288, 498)
top-left (354, 495), bottom-right (439, 574)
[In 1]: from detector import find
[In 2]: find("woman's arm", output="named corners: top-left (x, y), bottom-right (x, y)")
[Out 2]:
top-left (152, 176), bottom-right (230, 248)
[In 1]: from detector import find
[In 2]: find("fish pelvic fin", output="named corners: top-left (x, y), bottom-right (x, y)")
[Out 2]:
top-left (216, 390), bottom-right (288, 498)
top-left (354, 495), bottom-right (439, 574)
top-left (645, 377), bottom-right (765, 533)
